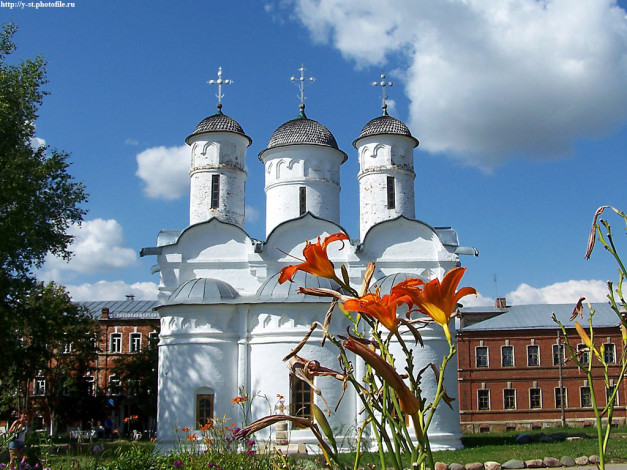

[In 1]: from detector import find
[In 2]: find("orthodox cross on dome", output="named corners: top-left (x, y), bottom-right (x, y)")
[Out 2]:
top-left (373, 71), bottom-right (393, 115)
top-left (291, 65), bottom-right (315, 116)
top-left (207, 66), bottom-right (233, 113)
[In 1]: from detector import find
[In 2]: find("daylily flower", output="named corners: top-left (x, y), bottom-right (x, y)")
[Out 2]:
top-left (231, 395), bottom-right (247, 404)
top-left (278, 233), bottom-right (349, 284)
top-left (575, 321), bottom-right (592, 348)
top-left (392, 267), bottom-right (476, 343)
top-left (343, 290), bottom-right (405, 332)
top-left (342, 335), bottom-right (419, 415)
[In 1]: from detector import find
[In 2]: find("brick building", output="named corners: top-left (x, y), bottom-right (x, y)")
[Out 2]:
top-left (457, 302), bottom-right (626, 433)
top-left (28, 299), bottom-right (159, 434)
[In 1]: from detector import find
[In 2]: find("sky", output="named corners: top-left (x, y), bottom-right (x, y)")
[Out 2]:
top-left (3, 0), bottom-right (627, 307)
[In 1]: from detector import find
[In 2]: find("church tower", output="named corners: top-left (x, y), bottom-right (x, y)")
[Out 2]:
top-left (354, 73), bottom-right (419, 241)
top-left (185, 68), bottom-right (252, 227)
top-left (258, 67), bottom-right (347, 237)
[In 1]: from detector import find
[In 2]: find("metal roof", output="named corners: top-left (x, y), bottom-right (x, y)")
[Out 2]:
top-left (353, 114), bottom-right (419, 147)
top-left (256, 270), bottom-right (339, 303)
top-left (185, 111), bottom-right (252, 145)
top-left (79, 300), bottom-right (159, 319)
top-left (461, 303), bottom-right (622, 331)
top-left (166, 278), bottom-right (239, 305)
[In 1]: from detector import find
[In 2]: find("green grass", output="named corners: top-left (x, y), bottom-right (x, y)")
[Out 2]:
top-left (5, 427), bottom-right (627, 469)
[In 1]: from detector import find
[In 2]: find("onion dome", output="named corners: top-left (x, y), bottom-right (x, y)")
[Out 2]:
top-left (166, 278), bottom-right (239, 305)
top-left (185, 109), bottom-right (252, 145)
top-left (258, 107), bottom-right (347, 162)
top-left (353, 114), bottom-right (419, 148)
top-left (256, 270), bottom-right (339, 303)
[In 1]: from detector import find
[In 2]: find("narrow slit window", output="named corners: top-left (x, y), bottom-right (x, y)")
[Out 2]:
top-left (290, 375), bottom-right (313, 426)
top-left (299, 186), bottom-right (306, 215)
top-left (387, 176), bottom-right (395, 209)
top-left (197, 393), bottom-right (214, 428)
top-left (211, 175), bottom-right (220, 209)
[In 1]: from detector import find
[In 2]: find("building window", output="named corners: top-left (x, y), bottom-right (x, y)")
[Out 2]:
top-left (607, 385), bottom-right (618, 406)
top-left (149, 331), bottom-right (159, 348)
top-left (476, 346), bottom-right (488, 367)
top-left (604, 343), bottom-right (616, 364)
top-left (580, 386), bottom-right (592, 407)
top-left (197, 393), bottom-right (214, 428)
top-left (290, 375), bottom-right (313, 423)
top-left (501, 345), bottom-right (514, 367)
top-left (577, 343), bottom-right (589, 365)
top-left (110, 333), bottom-right (122, 353)
top-left (478, 389), bottom-right (490, 410)
top-left (34, 377), bottom-right (46, 396)
top-left (130, 332), bottom-right (142, 353)
top-left (529, 388), bottom-right (542, 409)
top-left (84, 376), bottom-right (95, 396)
top-left (504, 389), bottom-right (516, 409)
top-left (109, 376), bottom-right (121, 396)
top-left (299, 186), bottom-right (306, 216)
top-left (211, 175), bottom-right (220, 209)
top-left (555, 387), bottom-right (567, 408)
top-left (386, 176), bottom-right (396, 209)
top-left (527, 345), bottom-right (540, 366)
top-left (553, 344), bottom-right (565, 366)
top-left (62, 342), bottom-right (73, 354)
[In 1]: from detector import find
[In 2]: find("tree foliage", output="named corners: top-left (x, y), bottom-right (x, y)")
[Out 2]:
top-left (0, 22), bottom-right (89, 421)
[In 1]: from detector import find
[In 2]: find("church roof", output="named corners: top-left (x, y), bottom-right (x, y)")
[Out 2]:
top-left (79, 300), bottom-right (159, 319)
top-left (353, 114), bottom-right (419, 148)
top-left (185, 111), bottom-right (252, 145)
top-left (372, 272), bottom-right (426, 294)
top-left (166, 278), bottom-right (239, 305)
top-left (258, 110), bottom-right (347, 162)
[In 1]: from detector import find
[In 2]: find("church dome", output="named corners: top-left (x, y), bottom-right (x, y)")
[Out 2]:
top-left (353, 115), bottom-right (419, 148)
top-left (185, 111), bottom-right (252, 145)
top-left (256, 270), bottom-right (339, 303)
top-left (167, 278), bottom-right (239, 304)
top-left (259, 110), bottom-right (347, 162)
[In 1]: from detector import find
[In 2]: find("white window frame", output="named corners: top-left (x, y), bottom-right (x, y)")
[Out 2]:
top-left (477, 389), bottom-right (490, 410)
top-left (527, 344), bottom-right (540, 366)
top-left (476, 346), bottom-right (489, 368)
top-left (129, 332), bottom-right (142, 353)
top-left (555, 386), bottom-right (568, 408)
top-left (604, 342), bottom-right (616, 364)
top-left (580, 386), bottom-right (592, 408)
top-left (529, 388), bottom-right (542, 409)
top-left (501, 345), bottom-right (514, 367)
top-left (110, 333), bottom-right (122, 353)
top-left (553, 344), bottom-right (565, 366)
top-left (84, 375), bottom-right (95, 396)
top-left (109, 375), bottom-right (121, 396)
top-left (34, 377), bottom-right (46, 396)
top-left (503, 388), bottom-right (516, 410)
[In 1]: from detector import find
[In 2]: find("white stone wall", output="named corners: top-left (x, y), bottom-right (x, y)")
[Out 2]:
top-left (188, 132), bottom-right (249, 227)
top-left (261, 145), bottom-right (344, 236)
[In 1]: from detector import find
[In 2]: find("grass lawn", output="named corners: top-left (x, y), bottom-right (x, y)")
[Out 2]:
top-left (6, 426), bottom-right (627, 469)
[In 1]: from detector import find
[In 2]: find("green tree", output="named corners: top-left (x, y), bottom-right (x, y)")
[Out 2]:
top-left (0, 22), bottom-right (88, 421)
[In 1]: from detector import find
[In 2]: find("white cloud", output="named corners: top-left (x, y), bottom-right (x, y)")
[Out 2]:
top-left (30, 136), bottom-right (46, 149)
top-left (506, 279), bottom-right (608, 305)
top-left (66, 280), bottom-right (158, 301)
top-left (246, 205), bottom-right (261, 223)
top-left (136, 145), bottom-right (189, 199)
top-left (283, 0), bottom-right (627, 169)
top-left (41, 218), bottom-right (138, 281)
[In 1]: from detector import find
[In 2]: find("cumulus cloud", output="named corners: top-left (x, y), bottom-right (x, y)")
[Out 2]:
top-left (282, 0), bottom-right (627, 169)
top-left (506, 279), bottom-right (609, 305)
top-left (136, 145), bottom-right (189, 199)
top-left (41, 218), bottom-right (138, 281)
top-left (30, 136), bottom-right (46, 149)
top-left (66, 280), bottom-right (158, 301)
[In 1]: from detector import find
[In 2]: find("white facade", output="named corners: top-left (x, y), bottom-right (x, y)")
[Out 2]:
top-left (142, 105), bottom-right (475, 452)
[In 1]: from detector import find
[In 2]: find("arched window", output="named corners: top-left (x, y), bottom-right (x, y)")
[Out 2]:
top-left (196, 393), bottom-right (214, 428)
top-left (290, 375), bottom-right (313, 425)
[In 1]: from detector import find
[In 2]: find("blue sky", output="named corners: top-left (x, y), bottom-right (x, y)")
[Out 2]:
top-left (3, 0), bottom-right (627, 306)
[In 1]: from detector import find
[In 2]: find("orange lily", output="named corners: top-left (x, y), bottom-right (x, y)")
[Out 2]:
top-left (278, 232), bottom-right (349, 284)
top-left (231, 395), bottom-right (247, 404)
top-left (342, 335), bottom-right (419, 415)
top-left (392, 267), bottom-right (476, 343)
top-left (344, 290), bottom-right (405, 332)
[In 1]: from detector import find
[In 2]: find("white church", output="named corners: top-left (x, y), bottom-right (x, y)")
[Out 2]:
top-left (140, 69), bottom-right (477, 451)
